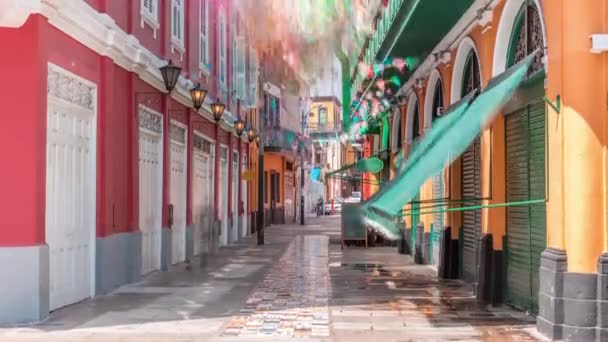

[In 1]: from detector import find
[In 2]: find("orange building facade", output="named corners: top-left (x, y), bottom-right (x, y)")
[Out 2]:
top-left (356, 0), bottom-right (608, 340)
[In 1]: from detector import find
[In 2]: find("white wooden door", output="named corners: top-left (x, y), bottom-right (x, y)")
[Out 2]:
top-left (241, 153), bottom-right (248, 237)
top-left (193, 135), bottom-right (214, 256)
top-left (170, 123), bottom-right (187, 264)
top-left (46, 65), bottom-right (96, 310)
top-left (205, 147), bottom-right (215, 251)
top-left (220, 147), bottom-right (229, 246)
top-left (193, 151), bottom-right (205, 256)
top-left (242, 179), bottom-right (248, 238)
top-left (231, 151), bottom-right (239, 243)
top-left (138, 107), bottom-right (163, 275)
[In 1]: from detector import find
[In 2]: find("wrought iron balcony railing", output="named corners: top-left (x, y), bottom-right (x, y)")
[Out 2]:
top-left (306, 121), bottom-right (341, 134)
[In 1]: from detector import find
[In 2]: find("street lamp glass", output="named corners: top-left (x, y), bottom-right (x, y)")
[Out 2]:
top-left (210, 98), bottom-right (225, 123)
top-left (234, 118), bottom-right (246, 136)
top-left (247, 127), bottom-right (258, 143)
top-left (190, 83), bottom-right (207, 110)
top-left (159, 60), bottom-right (181, 93)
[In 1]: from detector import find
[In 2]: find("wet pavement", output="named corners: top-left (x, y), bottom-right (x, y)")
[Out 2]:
top-left (0, 215), bottom-right (544, 341)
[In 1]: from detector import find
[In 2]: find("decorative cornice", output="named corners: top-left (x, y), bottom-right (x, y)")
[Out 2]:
top-left (0, 0), bottom-right (40, 28)
top-left (3, 0), bottom-right (240, 131)
top-left (395, 0), bottom-right (499, 98)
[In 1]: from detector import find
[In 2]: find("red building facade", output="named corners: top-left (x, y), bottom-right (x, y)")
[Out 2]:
top-left (0, 0), bottom-right (258, 323)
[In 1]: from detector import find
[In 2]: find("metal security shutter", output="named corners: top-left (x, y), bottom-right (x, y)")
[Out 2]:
top-left (505, 101), bottom-right (546, 314)
top-left (461, 137), bottom-right (481, 283)
top-left (431, 172), bottom-right (444, 266)
top-left (528, 101), bottom-right (547, 314)
top-left (410, 191), bottom-right (421, 253)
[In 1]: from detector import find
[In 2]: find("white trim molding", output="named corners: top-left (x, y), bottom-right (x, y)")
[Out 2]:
top-left (493, 0), bottom-right (548, 76)
top-left (0, 0), bottom-right (40, 28)
top-left (404, 92), bottom-right (418, 144)
top-left (390, 106), bottom-right (402, 152)
top-left (396, 0), bottom-right (499, 99)
top-left (423, 69), bottom-right (442, 131)
top-left (23, 0), bottom-right (236, 129)
top-left (451, 36), bottom-right (481, 104)
top-left (170, 0), bottom-right (185, 59)
top-left (140, 0), bottom-right (160, 38)
top-left (47, 61), bottom-right (98, 301)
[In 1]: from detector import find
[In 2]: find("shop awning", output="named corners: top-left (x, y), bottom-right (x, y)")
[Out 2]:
top-left (359, 90), bottom-right (477, 214)
top-left (325, 156), bottom-right (385, 181)
top-left (356, 156), bottom-right (384, 173)
top-left (381, 116), bottom-right (390, 151)
top-left (363, 52), bottom-right (537, 239)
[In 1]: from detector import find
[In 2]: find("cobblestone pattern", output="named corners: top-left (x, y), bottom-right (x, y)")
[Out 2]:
top-left (222, 235), bottom-right (330, 338)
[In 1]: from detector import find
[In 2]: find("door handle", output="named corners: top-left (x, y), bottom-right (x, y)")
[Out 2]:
top-left (168, 204), bottom-right (174, 228)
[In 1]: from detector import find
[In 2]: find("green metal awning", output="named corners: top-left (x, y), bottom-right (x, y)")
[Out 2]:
top-left (348, 0), bottom-right (475, 135)
top-left (381, 116), bottom-right (390, 151)
top-left (325, 156), bottom-right (385, 181)
top-left (379, 0), bottom-right (474, 68)
top-left (362, 52), bottom-right (537, 239)
top-left (358, 89), bottom-right (477, 216)
top-left (356, 157), bottom-right (384, 173)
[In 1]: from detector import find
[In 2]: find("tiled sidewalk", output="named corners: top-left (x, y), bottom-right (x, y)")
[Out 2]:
top-left (328, 247), bottom-right (544, 341)
top-left (0, 215), bottom-right (546, 341)
top-left (222, 235), bottom-right (330, 338)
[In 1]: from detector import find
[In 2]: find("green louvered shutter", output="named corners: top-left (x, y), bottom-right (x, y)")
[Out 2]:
top-left (505, 107), bottom-right (531, 311)
top-left (461, 137), bottom-right (481, 283)
top-left (410, 191), bottom-right (420, 253)
top-left (528, 101), bottom-right (546, 314)
top-left (431, 171), bottom-right (444, 266)
top-left (505, 100), bottom-right (546, 314)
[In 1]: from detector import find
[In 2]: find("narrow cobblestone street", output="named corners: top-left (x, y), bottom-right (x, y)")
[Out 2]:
top-left (0, 216), bottom-right (544, 341)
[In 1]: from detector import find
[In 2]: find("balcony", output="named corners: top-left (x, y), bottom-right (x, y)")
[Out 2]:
top-left (263, 127), bottom-right (299, 154)
top-left (306, 121), bottom-right (341, 134)
top-left (307, 121), bottom-right (341, 144)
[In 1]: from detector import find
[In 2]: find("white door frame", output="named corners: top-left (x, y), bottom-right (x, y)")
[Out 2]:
top-left (169, 119), bottom-right (188, 264)
top-left (220, 144), bottom-right (229, 246)
top-left (232, 150), bottom-right (239, 242)
top-left (46, 63), bottom-right (97, 302)
top-left (138, 104), bottom-right (164, 274)
top-left (192, 130), bottom-right (215, 254)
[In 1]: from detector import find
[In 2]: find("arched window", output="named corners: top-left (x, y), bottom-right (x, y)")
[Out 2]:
top-left (432, 79), bottom-right (444, 122)
top-left (508, 3), bottom-right (544, 74)
top-left (461, 50), bottom-right (481, 98)
top-left (397, 118), bottom-right (402, 150)
top-left (412, 103), bottom-right (420, 140)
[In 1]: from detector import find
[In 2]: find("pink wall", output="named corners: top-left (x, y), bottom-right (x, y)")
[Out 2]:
top-left (0, 0), bottom-right (248, 245)
top-left (0, 16), bottom-right (48, 245)
top-left (131, 0), bottom-right (162, 57)
top-left (46, 21), bottom-right (136, 239)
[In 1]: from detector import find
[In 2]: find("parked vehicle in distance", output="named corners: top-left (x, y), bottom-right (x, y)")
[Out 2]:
top-left (324, 198), bottom-right (343, 215)
top-left (344, 191), bottom-right (362, 203)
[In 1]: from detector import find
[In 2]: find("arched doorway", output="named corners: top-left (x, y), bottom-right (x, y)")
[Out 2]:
top-left (390, 107), bottom-right (403, 156)
top-left (454, 43), bottom-right (483, 284)
top-left (425, 71), bottom-right (445, 267)
top-left (499, 0), bottom-right (547, 314)
top-left (406, 93), bottom-right (421, 254)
